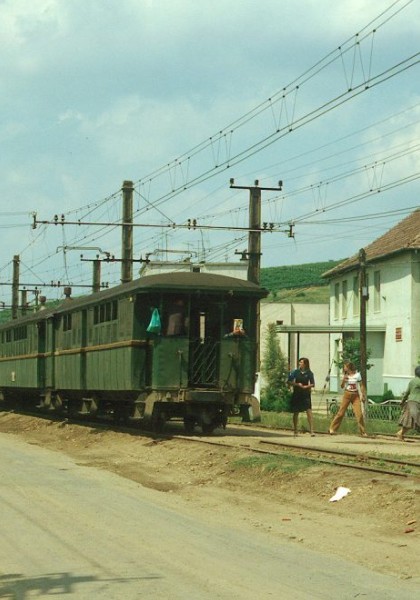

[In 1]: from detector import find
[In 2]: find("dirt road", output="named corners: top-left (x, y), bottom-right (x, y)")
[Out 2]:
top-left (0, 411), bottom-right (418, 597)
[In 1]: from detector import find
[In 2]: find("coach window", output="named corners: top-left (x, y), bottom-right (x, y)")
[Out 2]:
top-left (94, 301), bottom-right (118, 325)
top-left (13, 325), bottom-right (27, 340)
top-left (165, 297), bottom-right (188, 336)
top-left (63, 313), bottom-right (72, 331)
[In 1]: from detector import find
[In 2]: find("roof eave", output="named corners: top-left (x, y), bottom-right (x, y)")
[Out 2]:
top-left (322, 246), bottom-right (419, 279)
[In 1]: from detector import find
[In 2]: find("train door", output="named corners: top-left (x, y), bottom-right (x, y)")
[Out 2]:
top-left (37, 320), bottom-right (46, 389)
top-left (188, 297), bottom-right (221, 387)
top-left (80, 309), bottom-right (87, 390)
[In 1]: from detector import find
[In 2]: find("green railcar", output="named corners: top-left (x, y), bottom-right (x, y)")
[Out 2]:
top-left (0, 272), bottom-right (267, 433)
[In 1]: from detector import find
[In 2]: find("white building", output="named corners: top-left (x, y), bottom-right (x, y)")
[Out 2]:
top-left (261, 302), bottom-right (330, 391)
top-left (322, 209), bottom-right (420, 396)
top-left (140, 259), bottom-right (248, 280)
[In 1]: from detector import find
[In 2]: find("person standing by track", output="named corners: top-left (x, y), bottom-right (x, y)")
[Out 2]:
top-left (397, 365), bottom-right (420, 441)
top-left (288, 357), bottom-right (315, 437)
top-left (329, 361), bottom-right (368, 437)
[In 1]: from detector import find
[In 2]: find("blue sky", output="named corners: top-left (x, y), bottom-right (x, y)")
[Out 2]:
top-left (0, 0), bottom-right (419, 305)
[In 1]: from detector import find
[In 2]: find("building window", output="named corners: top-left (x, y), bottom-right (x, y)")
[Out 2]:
top-left (334, 283), bottom-right (339, 319)
top-left (352, 276), bottom-right (359, 316)
top-left (395, 327), bottom-right (402, 342)
top-left (341, 280), bottom-right (348, 319)
top-left (374, 270), bottom-right (381, 312)
top-left (365, 273), bottom-right (370, 313)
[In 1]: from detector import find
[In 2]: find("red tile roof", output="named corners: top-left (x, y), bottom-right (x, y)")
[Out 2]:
top-left (322, 208), bottom-right (420, 278)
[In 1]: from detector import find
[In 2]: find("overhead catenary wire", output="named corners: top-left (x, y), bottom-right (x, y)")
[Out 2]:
top-left (1, 0), bottom-right (418, 297)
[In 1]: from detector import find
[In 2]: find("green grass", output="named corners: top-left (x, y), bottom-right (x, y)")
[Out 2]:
top-left (232, 454), bottom-right (315, 474)
top-left (242, 411), bottom-right (419, 437)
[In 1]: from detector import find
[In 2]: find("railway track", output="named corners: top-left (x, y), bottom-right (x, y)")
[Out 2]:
top-left (2, 406), bottom-right (420, 479)
top-left (176, 433), bottom-right (420, 479)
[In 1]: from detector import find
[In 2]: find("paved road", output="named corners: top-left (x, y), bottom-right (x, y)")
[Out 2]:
top-left (0, 433), bottom-right (418, 599)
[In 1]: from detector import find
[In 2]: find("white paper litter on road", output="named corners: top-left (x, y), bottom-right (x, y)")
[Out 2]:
top-left (329, 486), bottom-right (351, 502)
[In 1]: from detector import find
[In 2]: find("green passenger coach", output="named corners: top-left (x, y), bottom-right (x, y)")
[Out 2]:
top-left (0, 272), bottom-right (268, 434)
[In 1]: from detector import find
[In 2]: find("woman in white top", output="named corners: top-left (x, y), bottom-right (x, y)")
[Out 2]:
top-left (329, 361), bottom-right (368, 437)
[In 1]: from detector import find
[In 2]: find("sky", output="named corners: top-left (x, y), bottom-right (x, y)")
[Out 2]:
top-left (0, 0), bottom-right (419, 306)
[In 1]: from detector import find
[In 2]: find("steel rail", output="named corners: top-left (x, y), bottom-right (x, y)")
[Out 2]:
top-left (176, 436), bottom-right (419, 478)
top-left (259, 439), bottom-right (420, 469)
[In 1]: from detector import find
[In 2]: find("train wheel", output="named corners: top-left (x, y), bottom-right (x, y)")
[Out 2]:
top-left (151, 408), bottom-right (166, 433)
top-left (201, 422), bottom-right (216, 435)
top-left (183, 416), bottom-right (196, 435)
top-left (67, 399), bottom-right (79, 418)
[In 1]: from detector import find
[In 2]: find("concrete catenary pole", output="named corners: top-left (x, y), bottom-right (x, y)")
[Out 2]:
top-left (92, 257), bottom-right (101, 294)
top-left (229, 179), bottom-right (282, 372)
top-left (247, 184), bottom-right (262, 286)
top-left (21, 289), bottom-right (27, 316)
top-left (12, 255), bottom-right (20, 319)
top-left (121, 180), bottom-right (134, 284)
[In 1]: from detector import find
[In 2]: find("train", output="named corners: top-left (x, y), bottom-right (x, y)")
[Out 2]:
top-left (0, 271), bottom-right (268, 434)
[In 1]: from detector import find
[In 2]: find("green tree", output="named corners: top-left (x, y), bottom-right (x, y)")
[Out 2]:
top-left (334, 337), bottom-right (373, 371)
top-left (260, 323), bottom-right (291, 411)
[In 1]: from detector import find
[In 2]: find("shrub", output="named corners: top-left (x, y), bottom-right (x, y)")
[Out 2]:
top-left (260, 322), bottom-right (291, 412)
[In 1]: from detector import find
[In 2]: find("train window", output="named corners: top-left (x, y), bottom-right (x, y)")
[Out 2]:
top-left (63, 313), bottom-right (72, 332)
top-left (13, 325), bottom-right (28, 341)
top-left (105, 303), bottom-right (111, 321)
top-left (164, 298), bottom-right (188, 336)
top-left (94, 300), bottom-right (119, 325)
top-left (199, 312), bottom-right (206, 342)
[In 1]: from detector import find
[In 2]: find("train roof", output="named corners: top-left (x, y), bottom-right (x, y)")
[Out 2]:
top-left (68, 272), bottom-right (269, 308)
top-left (0, 272), bottom-right (268, 327)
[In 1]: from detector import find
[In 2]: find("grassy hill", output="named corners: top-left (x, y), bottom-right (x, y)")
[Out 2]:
top-left (260, 259), bottom-right (343, 303)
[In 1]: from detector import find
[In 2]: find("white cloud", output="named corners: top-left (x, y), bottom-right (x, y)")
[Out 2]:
top-left (0, 0), bottom-right (419, 283)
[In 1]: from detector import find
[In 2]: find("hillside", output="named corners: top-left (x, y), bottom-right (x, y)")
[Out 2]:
top-left (262, 285), bottom-right (330, 303)
top-left (260, 259), bottom-right (342, 292)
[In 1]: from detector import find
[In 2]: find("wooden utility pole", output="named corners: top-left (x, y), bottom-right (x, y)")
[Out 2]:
top-left (359, 248), bottom-right (368, 402)
top-left (121, 180), bottom-right (134, 284)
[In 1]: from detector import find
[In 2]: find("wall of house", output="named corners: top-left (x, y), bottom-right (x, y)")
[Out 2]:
top-left (411, 254), bottom-right (420, 369)
top-left (327, 251), bottom-right (419, 397)
top-left (260, 303), bottom-right (330, 392)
